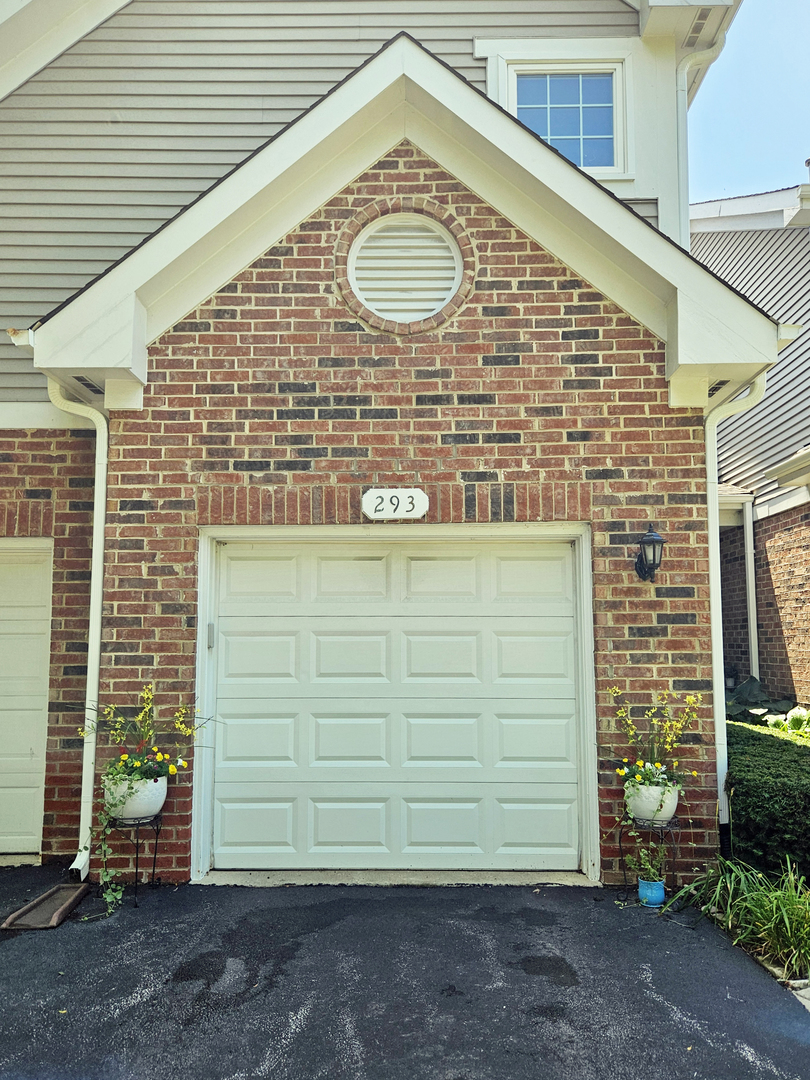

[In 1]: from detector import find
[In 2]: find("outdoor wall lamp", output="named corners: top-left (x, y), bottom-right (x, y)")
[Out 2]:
top-left (634, 526), bottom-right (666, 582)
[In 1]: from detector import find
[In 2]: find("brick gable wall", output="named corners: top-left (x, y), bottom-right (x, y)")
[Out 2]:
top-left (26, 142), bottom-right (717, 882)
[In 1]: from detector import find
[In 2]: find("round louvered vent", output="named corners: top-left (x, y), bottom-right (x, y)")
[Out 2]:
top-left (347, 213), bottom-right (463, 322)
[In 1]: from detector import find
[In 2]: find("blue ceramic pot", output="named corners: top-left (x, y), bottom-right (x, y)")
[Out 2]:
top-left (638, 878), bottom-right (665, 907)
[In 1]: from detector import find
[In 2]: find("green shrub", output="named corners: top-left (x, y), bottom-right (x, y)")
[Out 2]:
top-left (726, 722), bottom-right (810, 878)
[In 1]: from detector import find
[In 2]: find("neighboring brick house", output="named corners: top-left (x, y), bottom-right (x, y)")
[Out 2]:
top-left (0, 3), bottom-right (787, 884)
top-left (692, 186), bottom-right (810, 706)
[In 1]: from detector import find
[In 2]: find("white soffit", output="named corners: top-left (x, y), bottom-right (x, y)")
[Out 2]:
top-left (30, 35), bottom-right (778, 408)
top-left (0, 0), bottom-right (130, 103)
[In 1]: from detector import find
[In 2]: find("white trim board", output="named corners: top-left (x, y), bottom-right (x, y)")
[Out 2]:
top-left (29, 36), bottom-right (779, 411)
top-left (191, 522), bottom-right (600, 883)
top-left (0, 0), bottom-right (130, 104)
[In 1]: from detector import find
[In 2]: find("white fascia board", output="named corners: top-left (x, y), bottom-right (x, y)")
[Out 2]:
top-left (764, 445), bottom-right (810, 489)
top-left (753, 485), bottom-right (810, 521)
top-left (32, 36), bottom-right (776, 406)
top-left (35, 292), bottom-right (147, 386)
top-left (0, 0), bottom-right (130, 103)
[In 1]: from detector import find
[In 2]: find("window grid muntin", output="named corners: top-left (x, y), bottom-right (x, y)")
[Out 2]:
top-left (516, 72), bottom-right (615, 169)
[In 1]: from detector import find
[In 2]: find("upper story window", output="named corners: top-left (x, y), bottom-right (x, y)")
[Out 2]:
top-left (474, 40), bottom-right (635, 180)
top-left (516, 72), bottom-right (614, 168)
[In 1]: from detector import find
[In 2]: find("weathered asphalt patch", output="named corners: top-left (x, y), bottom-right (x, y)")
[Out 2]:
top-left (0, 865), bottom-right (809, 1080)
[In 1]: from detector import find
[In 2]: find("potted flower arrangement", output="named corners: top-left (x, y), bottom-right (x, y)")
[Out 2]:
top-left (608, 686), bottom-right (702, 824)
top-left (79, 683), bottom-right (205, 913)
top-left (625, 837), bottom-right (667, 907)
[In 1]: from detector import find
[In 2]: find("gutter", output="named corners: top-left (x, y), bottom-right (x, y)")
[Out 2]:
top-left (704, 373), bottom-right (767, 852)
top-left (46, 377), bottom-right (109, 881)
top-left (676, 34), bottom-right (726, 249)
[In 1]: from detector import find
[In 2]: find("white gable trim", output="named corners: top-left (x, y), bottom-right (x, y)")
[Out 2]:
top-left (0, 0), bottom-right (130, 103)
top-left (29, 35), bottom-right (778, 410)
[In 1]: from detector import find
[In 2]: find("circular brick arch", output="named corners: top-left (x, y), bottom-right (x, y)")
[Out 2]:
top-left (334, 197), bottom-right (476, 335)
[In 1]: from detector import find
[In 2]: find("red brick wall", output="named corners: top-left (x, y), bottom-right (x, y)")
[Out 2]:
top-left (719, 524), bottom-right (750, 683)
top-left (0, 426), bottom-right (95, 859)
top-left (25, 143), bottom-right (715, 883)
top-left (755, 502), bottom-right (810, 704)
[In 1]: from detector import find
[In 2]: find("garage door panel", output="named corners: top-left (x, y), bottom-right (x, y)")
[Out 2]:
top-left (213, 783), bottom-right (579, 869)
top-left (315, 554), bottom-right (390, 600)
top-left (214, 699), bottom-right (577, 784)
top-left (219, 618), bottom-right (575, 694)
top-left (218, 714), bottom-right (298, 767)
top-left (220, 631), bottom-right (299, 682)
top-left (313, 632), bottom-right (391, 681)
top-left (313, 714), bottom-right (390, 766)
top-left (218, 543), bottom-right (576, 617)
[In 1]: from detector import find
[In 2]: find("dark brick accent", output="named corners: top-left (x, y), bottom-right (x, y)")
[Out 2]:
top-left (461, 471), bottom-right (499, 483)
top-left (482, 354), bottom-right (520, 366)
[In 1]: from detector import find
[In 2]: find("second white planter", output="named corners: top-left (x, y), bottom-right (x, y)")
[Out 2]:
top-left (625, 784), bottom-right (678, 825)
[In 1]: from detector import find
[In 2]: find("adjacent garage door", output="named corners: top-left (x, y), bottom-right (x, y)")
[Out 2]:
top-left (0, 542), bottom-right (52, 855)
top-left (211, 540), bottom-right (581, 870)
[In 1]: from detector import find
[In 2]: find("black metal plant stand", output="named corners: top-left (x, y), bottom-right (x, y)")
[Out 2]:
top-left (107, 812), bottom-right (163, 907)
top-left (618, 812), bottom-right (682, 902)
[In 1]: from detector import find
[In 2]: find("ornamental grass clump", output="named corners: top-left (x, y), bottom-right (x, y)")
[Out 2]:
top-left (608, 686), bottom-right (702, 798)
top-left (665, 857), bottom-right (810, 982)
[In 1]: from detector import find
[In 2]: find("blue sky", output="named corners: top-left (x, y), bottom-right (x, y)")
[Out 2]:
top-left (689, 0), bottom-right (810, 203)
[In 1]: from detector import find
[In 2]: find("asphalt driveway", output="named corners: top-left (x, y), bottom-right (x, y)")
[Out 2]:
top-left (1, 864), bottom-right (809, 1080)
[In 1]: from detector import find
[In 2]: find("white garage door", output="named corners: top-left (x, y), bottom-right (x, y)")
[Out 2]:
top-left (0, 542), bottom-right (53, 854)
top-left (211, 540), bottom-right (581, 870)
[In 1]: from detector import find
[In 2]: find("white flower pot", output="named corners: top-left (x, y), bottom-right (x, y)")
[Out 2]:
top-left (104, 775), bottom-right (167, 822)
top-left (625, 784), bottom-right (678, 825)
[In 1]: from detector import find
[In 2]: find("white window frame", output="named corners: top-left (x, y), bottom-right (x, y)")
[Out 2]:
top-left (474, 38), bottom-right (636, 181)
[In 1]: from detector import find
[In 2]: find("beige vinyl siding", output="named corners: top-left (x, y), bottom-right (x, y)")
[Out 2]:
top-left (0, 0), bottom-right (638, 371)
top-left (692, 227), bottom-right (810, 503)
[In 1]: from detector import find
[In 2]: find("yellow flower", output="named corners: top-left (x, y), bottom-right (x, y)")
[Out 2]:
top-left (635, 774), bottom-right (642, 781)
top-left (180, 759), bottom-right (188, 769)
top-left (152, 746), bottom-right (158, 753)
top-left (169, 764), bottom-right (177, 775)
top-left (156, 753), bottom-right (163, 762)
top-left (622, 758), bottom-right (628, 763)
top-left (692, 770), bottom-right (698, 777)
top-left (120, 753), bottom-right (128, 760)
top-left (133, 760), bottom-right (141, 767)
top-left (636, 759), bottom-right (643, 766)
top-left (673, 761), bottom-right (678, 767)
top-left (616, 768), bottom-right (626, 776)
top-left (164, 753), bottom-right (171, 760)
top-left (654, 762), bottom-right (661, 769)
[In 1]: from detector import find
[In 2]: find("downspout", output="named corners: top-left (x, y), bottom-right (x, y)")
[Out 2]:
top-left (676, 34), bottom-right (726, 248)
top-left (46, 377), bottom-right (109, 880)
top-left (705, 373), bottom-right (767, 854)
top-left (743, 498), bottom-right (760, 680)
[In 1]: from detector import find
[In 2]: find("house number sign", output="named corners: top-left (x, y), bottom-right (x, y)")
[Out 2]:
top-left (361, 488), bottom-right (429, 520)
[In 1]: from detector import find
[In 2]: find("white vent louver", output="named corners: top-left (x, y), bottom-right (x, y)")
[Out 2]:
top-left (348, 214), bottom-right (462, 322)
